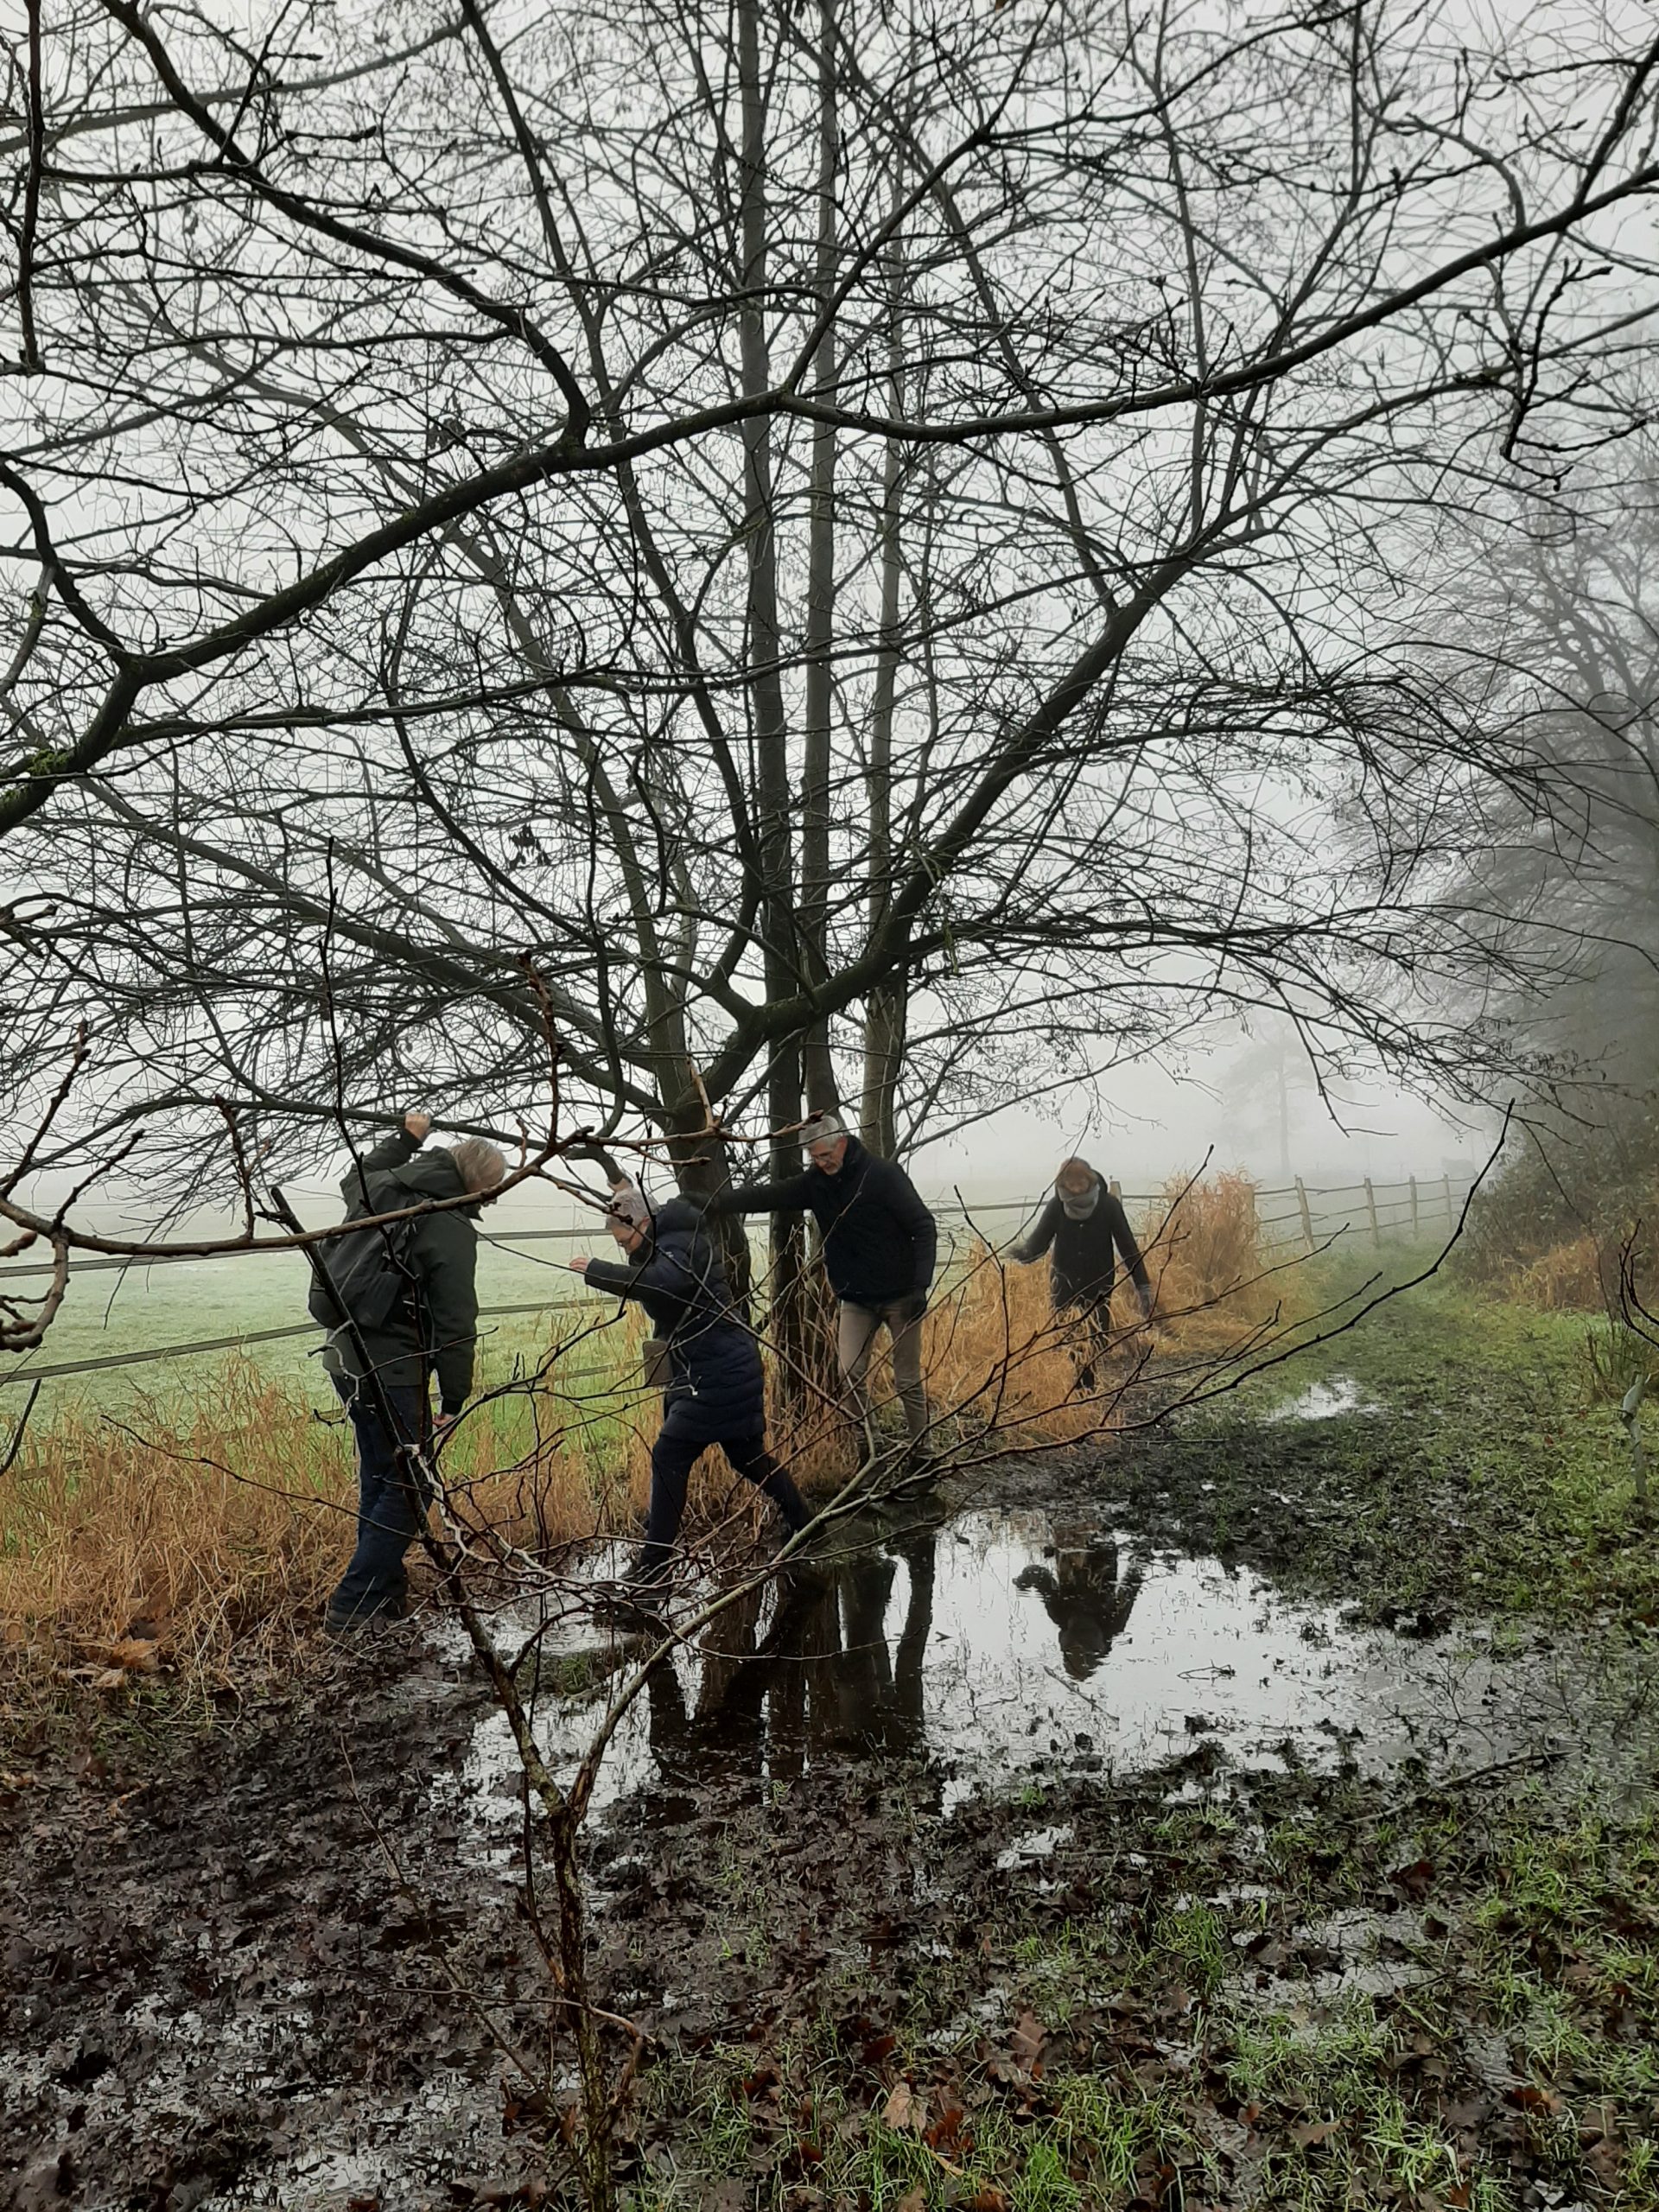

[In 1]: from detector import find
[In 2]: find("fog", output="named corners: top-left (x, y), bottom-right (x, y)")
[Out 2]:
top-left (919, 1036), bottom-right (1485, 1210)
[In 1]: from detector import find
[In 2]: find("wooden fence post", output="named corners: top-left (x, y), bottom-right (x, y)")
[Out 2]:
top-left (1409, 1175), bottom-right (1419, 1237)
top-left (1442, 1173), bottom-right (1453, 1224)
top-left (1294, 1177), bottom-right (1314, 1253)
top-left (1363, 1177), bottom-right (1381, 1248)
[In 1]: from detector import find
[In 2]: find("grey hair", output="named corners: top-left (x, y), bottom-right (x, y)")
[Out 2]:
top-left (802, 1109), bottom-right (849, 1148)
top-left (606, 1180), bottom-right (653, 1232)
top-left (449, 1138), bottom-right (508, 1196)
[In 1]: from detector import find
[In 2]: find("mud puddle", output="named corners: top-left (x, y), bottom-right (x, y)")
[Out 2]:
top-left (1267, 1372), bottom-right (1380, 1421)
top-left (9, 1464), bottom-right (1657, 2212)
top-left (436, 1495), bottom-right (1656, 1864)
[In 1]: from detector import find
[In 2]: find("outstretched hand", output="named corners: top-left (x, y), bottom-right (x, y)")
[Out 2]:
top-left (404, 1109), bottom-right (433, 1141)
top-left (569, 1254), bottom-right (591, 1274)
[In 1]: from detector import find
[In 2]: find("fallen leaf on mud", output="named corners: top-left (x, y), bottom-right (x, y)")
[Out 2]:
top-left (883, 2080), bottom-right (920, 2131)
top-left (925, 2101), bottom-right (970, 2152)
top-left (1389, 1856), bottom-right (1436, 1897)
top-left (1290, 2117), bottom-right (1344, 2147)
top-left (1440, 2099), bottom-right (1489, 2129)
top-left (1011, 2008), bottom-right (1047, 2074)
top-left (105, 1637), bottom-right (160, 1674)
top-left (893, 2190), bottom-right (926, 2212)
top-left (1506, 2083), bottom-right (1564, 2115)
top-left (961, 2191), bottom-right (1009, 2211)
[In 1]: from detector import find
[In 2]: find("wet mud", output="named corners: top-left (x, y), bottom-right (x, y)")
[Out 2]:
top-left (5, 1404), bottom-right (1658, 2209)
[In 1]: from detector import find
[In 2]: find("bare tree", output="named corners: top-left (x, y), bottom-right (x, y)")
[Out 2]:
top-left (1, 0), bottom-right (1657, 1228)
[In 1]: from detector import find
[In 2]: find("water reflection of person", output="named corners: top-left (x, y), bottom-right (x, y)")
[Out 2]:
top-left (1014, 1531), bottom-right (1142, 1678)
top-left (825, 1531), bottom-right (937, 1758)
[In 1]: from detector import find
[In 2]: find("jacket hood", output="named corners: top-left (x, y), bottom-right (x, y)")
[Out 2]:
top-left (651, 1196), bottom-right (705, 1238)
top-left (385, 1148), bottom-right (471, 1205)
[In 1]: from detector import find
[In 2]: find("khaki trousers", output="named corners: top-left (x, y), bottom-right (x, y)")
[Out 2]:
top-left (836, 1298), bottom-right (928, 1445)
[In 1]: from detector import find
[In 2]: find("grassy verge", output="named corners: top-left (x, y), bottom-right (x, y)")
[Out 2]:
top-left (1122, 1267), bottom-right (1659, 1627)
top-left (610, 1769), bottom-right (1659, 2210)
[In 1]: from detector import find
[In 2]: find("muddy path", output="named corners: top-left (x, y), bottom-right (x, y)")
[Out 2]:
top-left (6, 1337), bottom-right (1659, 2211)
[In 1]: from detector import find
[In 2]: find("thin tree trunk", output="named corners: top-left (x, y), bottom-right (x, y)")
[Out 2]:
top-left (800, 0), bottom-right (839, 1122)
top-left (861, 168), bottom-right (907, 1160)
top-left (737, 0), bottom-right (806, 1338)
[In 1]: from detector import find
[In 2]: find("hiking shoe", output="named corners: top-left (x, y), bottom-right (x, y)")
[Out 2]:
top-left (323, 1596), bottom-right (409, 1637)
top-left (591, 1586), bottom-right (666, 1630)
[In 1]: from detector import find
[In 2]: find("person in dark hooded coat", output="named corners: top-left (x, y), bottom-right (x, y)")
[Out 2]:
top-left (571, 1182), bottom-right (811, 1591)
top-left (1011, 1156), bottom-right (1152, 1384)
top-left (316, 1110), bottom-right (505, 1630)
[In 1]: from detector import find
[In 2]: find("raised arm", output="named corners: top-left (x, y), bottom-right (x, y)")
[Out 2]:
top-left (339, 1110), bottom-right (429, 1204)
top-left (580, 1253), bottom-right (652, 1304)
top-left (582, 1238), bottom-right (709, 1332)
top-left (707, 1171), bottom-right (816, 1217)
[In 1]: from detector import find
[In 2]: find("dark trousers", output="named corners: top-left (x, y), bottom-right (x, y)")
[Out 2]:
top-left (330, 1378), bottom-right (429, 1621)
top-left (639, 1430), bottom-right (810, 1579)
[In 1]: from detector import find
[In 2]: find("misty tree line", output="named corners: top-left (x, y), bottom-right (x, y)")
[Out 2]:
top-left (3, 0), bottom-right (1658, 1237)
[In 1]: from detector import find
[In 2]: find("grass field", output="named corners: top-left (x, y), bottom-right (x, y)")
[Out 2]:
top-left (0, 1236), bottom-right (608, 1421)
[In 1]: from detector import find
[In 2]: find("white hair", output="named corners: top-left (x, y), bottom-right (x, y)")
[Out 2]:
top-left (803, 1109), bottom-right (849, 1148)
top-left (449, 1138), bottom-right (507, 1196)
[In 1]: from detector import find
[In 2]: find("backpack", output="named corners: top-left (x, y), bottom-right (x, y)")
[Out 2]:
top-left (307, 1182), bottom-right (422, 1336)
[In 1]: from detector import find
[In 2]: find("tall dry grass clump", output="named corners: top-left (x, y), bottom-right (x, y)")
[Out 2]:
top-left (3, 1175), bottom-right (1290, 1718)
top-left (0, 1339), bottom-right (645, 1717)
top-left (1142, 1170), bottom-right (1283, 1344)
top-left (2, 1362), bottom-right (353, 1700)
top-left (1509, 1234), bottom-right (1610, 1313)
top-left (924, 1252), bottom-right (1112, 1449)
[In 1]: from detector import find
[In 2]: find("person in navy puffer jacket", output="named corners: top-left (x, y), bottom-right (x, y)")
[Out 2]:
top-left (570, 1181), bottom-right (811, 1591)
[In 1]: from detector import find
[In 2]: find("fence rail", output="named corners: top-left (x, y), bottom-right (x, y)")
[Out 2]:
top-left (0, 1171), bottom-right (1479, 1388)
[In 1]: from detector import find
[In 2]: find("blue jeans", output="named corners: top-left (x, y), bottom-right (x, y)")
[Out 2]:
top-left (329, 1378), bottom-right (429, 1621)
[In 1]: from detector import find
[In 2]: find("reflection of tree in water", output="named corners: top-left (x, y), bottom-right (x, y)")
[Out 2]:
top-left (639, 1529), bottom-right (942, 1781)
top-left (830, 1535), bottom-right (935, 1758)
top-left (1014, 1527), bottom-right (1142, 1679)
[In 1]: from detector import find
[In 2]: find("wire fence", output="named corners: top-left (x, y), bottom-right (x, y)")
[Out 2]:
top-left (0, 1173), bottom-right (1478, 1388)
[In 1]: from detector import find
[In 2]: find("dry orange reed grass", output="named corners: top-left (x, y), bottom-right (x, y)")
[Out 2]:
top-left (1506, 1234), bottom-right (1611, 1313)
top-left (2, 1175), bottom-right (1281, 1712)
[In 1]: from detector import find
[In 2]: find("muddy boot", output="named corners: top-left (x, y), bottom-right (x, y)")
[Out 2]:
top-left (323, 1590), bottom-right (410, 1638)
top-left (882, 1438), bottom-right (942, 1503)
top-left (592, 1547), bottom-right (671, 1627)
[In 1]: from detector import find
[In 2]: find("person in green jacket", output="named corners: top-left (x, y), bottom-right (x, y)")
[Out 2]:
top-left (318, 1109), bottom-right (505, 1630)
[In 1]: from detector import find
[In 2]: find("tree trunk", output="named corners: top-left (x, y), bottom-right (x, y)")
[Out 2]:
top-left (801, 0), bottom-right (839, 1125)
top-left (737, 0), bottom-right (809, 1350)
top-left (861, 171), bottom-right (908, 1160)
